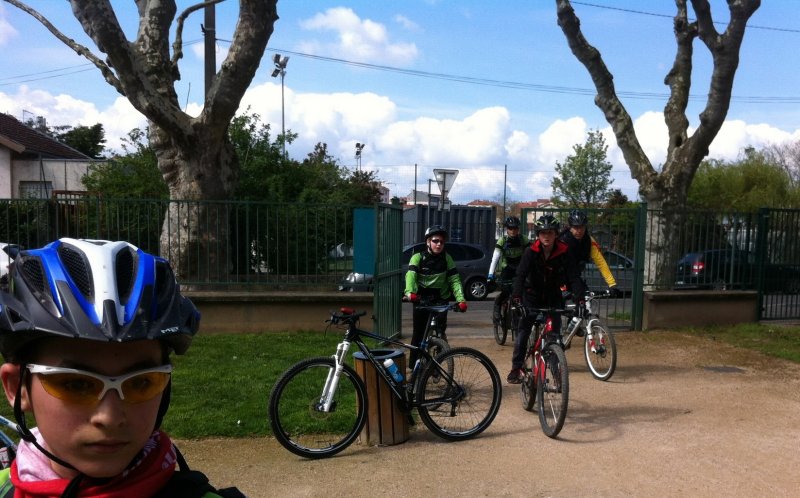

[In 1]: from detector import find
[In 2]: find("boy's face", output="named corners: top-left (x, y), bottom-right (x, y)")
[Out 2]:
top-left (1, 338), bottom-right (166, 479)
top-left (537, 229), bottom-right (557, 248)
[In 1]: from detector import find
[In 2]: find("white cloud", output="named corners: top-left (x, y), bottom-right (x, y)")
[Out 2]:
top-left (536, 117), bottom-right (587, 166)
top-left (0, 6), bottom-right (17, 45)
top-left (394, 15), bottom-right (420, 31)
top-left (299, 7), bottom-right (418, 65)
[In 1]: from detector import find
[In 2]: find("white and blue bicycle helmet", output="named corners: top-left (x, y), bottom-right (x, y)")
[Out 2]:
top-left (0, 238), bottom-right (199, 484)
top-left (0, 238), bottom-right (199, 359)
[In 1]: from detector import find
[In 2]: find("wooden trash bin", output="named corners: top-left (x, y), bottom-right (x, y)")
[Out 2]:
top-left (353, 349), bottom-right (410, 446)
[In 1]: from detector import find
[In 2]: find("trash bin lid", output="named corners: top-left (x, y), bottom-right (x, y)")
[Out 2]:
top-left (353, 348), bottom-right (404, 361)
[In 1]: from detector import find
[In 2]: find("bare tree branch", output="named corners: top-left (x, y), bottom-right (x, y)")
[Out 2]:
top-left (172, 0), bottom-right (226, 70)
top-left (202, 0), bottom-right (278, 130)
top-left (4, 0), bottom-right (124, 94)
top-left (555, 0), bottom-right (655, 195)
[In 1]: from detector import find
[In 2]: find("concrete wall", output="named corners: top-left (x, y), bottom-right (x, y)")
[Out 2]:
top-left (185, 291), bottom-right (375, 334)
top-left (642, 290), bottom-right (758, 330)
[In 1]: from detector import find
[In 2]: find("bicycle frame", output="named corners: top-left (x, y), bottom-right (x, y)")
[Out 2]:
top-left (319, 309), bottom-right (459, 413)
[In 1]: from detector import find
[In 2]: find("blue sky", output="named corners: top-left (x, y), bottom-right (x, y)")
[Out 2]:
top-left (1, 1), bottom-right (798, 203)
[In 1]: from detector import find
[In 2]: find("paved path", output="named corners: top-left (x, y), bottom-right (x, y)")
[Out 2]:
top-left (178, 329), bottom-right (800, 497)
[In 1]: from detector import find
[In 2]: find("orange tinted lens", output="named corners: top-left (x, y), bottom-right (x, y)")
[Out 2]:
top-left (120, 372), bottom-right (171, 403)
top-left (37, 373), bottom-right (105, 405)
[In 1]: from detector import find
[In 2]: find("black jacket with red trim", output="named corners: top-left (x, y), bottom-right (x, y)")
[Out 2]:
top-left (512, 239), bottom-right (585, 307)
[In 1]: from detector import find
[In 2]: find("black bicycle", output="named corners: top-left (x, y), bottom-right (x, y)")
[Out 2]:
top-left (493, 279), bottom-right (519, 345)
top-left (268, 306), bottom-right (503, 459)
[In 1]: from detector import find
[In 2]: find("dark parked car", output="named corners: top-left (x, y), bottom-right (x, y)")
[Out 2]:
top-left (584, 249), bottom-right (635, 294)
top-left (674, 248), bottom-right (800, 293)
top-left (675, 249), bottom-right (753, 290)
top-left (338, 241), bottom-right (492, 300)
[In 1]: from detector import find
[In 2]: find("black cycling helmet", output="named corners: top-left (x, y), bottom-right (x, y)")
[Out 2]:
top-left (534, 214), bottom-right (560, 234)
top-left (424, 225), bottom-right (448, 240)
top-left (503, 216), bottom-right (521, 229)
top-left (568, 209), bottom-right (589, 227)
top-left (0, 238), bottom-right (199, 359)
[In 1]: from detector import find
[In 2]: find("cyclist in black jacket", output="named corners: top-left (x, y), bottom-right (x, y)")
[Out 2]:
top-left (507, 215), bottom-right (584, 384)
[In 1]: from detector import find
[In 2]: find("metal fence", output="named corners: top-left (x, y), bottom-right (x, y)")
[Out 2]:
top-left (1, 197), bottom-right (797, 321)
top-left (0, 197), bottom-right (366, 290)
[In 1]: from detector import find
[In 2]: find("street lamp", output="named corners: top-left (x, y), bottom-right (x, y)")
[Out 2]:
top-left (355, 142), bottom-right (365, 170)
top-left (271, 53), bottom-right (289, 158)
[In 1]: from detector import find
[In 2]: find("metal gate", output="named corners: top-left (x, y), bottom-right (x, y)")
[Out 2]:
top-left (756, 208), bottom-right (800, 320)
top-left (372, 202), bottom-right (404, 339)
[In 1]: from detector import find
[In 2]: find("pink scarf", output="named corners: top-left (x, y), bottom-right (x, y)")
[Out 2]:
top-left (10, 428), bottom-right (176, 498)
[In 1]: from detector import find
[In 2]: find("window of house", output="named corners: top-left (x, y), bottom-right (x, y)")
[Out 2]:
top-left (19, 181), bottom-right (52, 199)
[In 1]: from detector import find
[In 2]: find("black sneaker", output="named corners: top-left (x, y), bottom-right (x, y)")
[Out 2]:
top-left (506, 369), bottom-right (522, 384)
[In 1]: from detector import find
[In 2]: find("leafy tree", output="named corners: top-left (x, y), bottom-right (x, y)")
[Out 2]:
top-left (551, 129), bottom-right (613, 207)
top-left (555, 0), bottom-right (760, 286)
top-left (8, 0), bottom-right (279, 282)
top-left (82, 128), bottom-right (167, 199)
top-left (54, 123), bottom-right (107, 159)
top-left (688, 149), bottom-right (800, 211)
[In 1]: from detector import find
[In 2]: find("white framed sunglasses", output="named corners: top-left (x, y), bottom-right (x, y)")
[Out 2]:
top-left (27, 363), bottom-right (173, 405)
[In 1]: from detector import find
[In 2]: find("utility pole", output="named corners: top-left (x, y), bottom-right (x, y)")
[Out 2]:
top-left (202, 3), bottom-right (216, 97)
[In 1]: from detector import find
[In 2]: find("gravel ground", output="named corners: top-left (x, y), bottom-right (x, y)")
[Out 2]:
top-left (177, 329), bottom-right (800, 497)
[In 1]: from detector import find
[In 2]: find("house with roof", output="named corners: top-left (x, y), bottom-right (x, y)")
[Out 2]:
top-left (0, 113), bottom-right (95, 199)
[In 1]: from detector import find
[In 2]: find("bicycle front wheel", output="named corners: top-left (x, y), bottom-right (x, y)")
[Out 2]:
top-left (268, 357), bottom-right (367, 458)
top-left (584, 323), bottom-right (617, 381)
top-left (537, 343), bottom-right (569, 438)
top-left (416, 347), bottom-right (502, 441)
top-left (520, 327), bottom-right (537, 411)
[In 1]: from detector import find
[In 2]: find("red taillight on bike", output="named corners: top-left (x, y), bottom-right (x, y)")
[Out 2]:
top-left (691, 261), bottom-right (705, 275)
top-left (543, 316), bottom-right (553, 333)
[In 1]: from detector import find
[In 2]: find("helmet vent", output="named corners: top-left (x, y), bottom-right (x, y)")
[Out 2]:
top-left (115, 247), bottom-right (136, 302)
top-left (20, 258), bottom-right (46, 293)
top-left (58, 244), bottom-right (94, 300)
top-left (154, 261), bottom-right (176, 317)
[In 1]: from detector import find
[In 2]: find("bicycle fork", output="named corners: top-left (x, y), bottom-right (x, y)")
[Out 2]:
top-left (584, 318), bottom-right (605, 354)
top-left (318, 340), bottom-right (351, 412)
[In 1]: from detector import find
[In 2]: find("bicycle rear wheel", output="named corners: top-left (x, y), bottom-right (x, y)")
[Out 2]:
top-left (537, 343), bottom-right (569, 438)
top-left (268, 357), bottom-right (367, 458)
top-left (494, 302), bottom-right (509, 345)
top-left (416, 347), bottom-right (502, 441)
top-left (584, 323), bottom-right (617, 381)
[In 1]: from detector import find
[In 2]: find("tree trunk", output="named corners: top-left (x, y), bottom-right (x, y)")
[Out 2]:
top-left (555, 0), bottom-right (760, 288)
top-left (150, 124), bottom-right (237, 285)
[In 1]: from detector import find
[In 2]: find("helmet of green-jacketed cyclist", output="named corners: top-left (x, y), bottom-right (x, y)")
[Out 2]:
top-left (503, 216), bottom-right (521, 229)
top-left (424, 225), bottom-right (448, 240)
top-left (0, 238), bottom-right (200, 359)
top-left (568, 209), bottom-right (589, 227)
top-left (534, 214), bottom-right (560, 234)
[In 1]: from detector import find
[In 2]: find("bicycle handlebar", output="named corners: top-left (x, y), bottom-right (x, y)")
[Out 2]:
top-left (327, 307), bottom-right (367, 326)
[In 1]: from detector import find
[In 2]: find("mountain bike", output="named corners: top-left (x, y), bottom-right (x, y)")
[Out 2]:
top-left (493, 279), bottom-right (519, 345)
top-left (0, 415), bottom-right (19, 469)
top-left (268, 306), bottom-right (503, 459)
top-left (561, 289), bottom-right (617, 381)
top-left (405, 296), bottom-right (451, 373)
top-left (518, 306), bottom-right (570, 438)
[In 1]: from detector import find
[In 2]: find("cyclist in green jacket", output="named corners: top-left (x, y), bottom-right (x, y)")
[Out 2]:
top-left (404, 225), bottom-right (467, 367)
top-left (0, 238), bottom-right (242, 498)
top-left (488, 216), bottom-right (529, 324)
